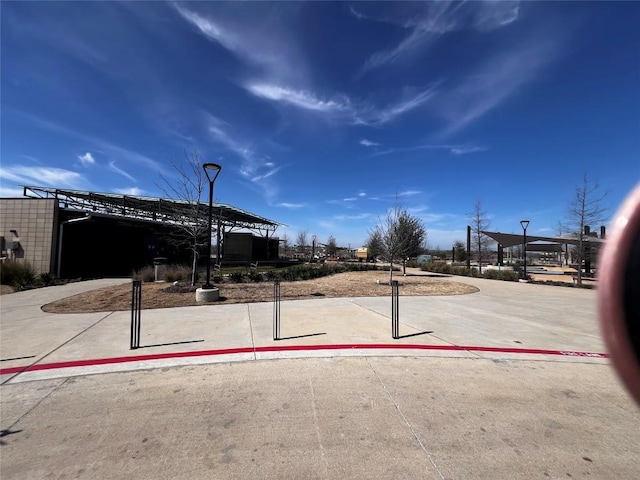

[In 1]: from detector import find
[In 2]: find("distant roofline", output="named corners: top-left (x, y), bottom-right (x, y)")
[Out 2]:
top-left (19, 186), bottom-right (284, 232)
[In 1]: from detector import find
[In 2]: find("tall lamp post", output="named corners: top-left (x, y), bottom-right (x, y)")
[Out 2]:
top-left (203, 163), bottom-right (222, 290)
top-left (520, 220), bottom-right (530, 279)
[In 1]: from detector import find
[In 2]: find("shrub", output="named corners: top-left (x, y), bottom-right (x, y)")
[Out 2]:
top-left (165, 264), bottom-right (191, 283)
top-left (482, 269), bottom-right (499, 280)
top-left (497, 270), bottom-right (519, 282)
top-left (229, 271), bottom-right (245, 283)
top-left (38, 272), bottom-right (55, 286)
top-left (0, 260), bottom-right (36, 289)
top-left (265, 269), bottom-right (279, 281)
top-left (247, 270), bottom-right (264, 283)
top-left (132, 265), bottom-right (155, 282)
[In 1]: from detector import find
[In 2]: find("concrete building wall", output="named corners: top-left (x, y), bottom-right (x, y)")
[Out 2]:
top-left (0, 198), bottom-right (58, 274)
top-left (224, 232), bottom-right (253, 262)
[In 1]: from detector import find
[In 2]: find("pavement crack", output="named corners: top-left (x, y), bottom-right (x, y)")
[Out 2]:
top-left (2, 311), bottom-right (115, 385)
top-left (309, 378), bottom-right (329, 476)
top-left (4, 377), bottom-right (70, 432)
top-left (366, 358), bottom-right (445, 480)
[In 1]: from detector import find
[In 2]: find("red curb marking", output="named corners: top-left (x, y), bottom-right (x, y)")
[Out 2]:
top-left (0, 344), bottom-right (608, 376)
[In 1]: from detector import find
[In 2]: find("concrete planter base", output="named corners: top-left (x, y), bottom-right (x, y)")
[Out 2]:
top-left (195, 287), bottom-right (220, 302)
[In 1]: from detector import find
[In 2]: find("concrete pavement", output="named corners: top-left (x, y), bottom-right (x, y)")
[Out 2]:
top-left (1, 273), bottom-right (639, 479)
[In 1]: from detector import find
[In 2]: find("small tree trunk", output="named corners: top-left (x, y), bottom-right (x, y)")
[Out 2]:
top-left (389, 261), bottom-right (393, 285)
top-left (576, 238), bottom-right (583, 286)
top-left (191, 251), bottom-right (198, 287)
top-left (402, 259), bottom-right (406, 275)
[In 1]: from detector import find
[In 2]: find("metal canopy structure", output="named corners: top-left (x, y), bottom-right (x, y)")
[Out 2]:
top-left (22, 186), bottom-right (282, 234)
top-left (481, 231), bottom-right (605, 248)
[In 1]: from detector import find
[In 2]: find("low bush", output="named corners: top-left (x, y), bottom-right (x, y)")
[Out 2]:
top-left (38, 272), bottom-right (55, 286)
top-left (165, 264), bottom-right (191, 283)
top-left (496, 270), bottom-right (519, 282)
top-left (420, 263), bottom-right (520, 282)
top-left (0, 260), bottom-right (36, 290)
top-left (229, 271), bottom-right (245, 283)
top-left (132, 265), bottom-right (155, 283)
top-left (482, 269), bottom-right (499, 280)
top-left (247, 270), bottom-right (264, 283)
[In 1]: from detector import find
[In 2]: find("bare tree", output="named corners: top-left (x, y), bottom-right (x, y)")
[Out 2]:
top-left (326, 235), bottom-right (338, 257)
top-left (366, 229), bottom-right (384, 260)
top-left (467, 199), bottom-right (492, 272)
top-left (396, 210), bottom-right (427, 274)
top-left (453, 240), bottom-right (467, 262)
top-left (158, 150), bottom-right (209, 286)
top-left (296, 230), bottom-right (308, 257)
top-left (566, 173), bottom-right (608, 285)
top-left (371, 204), bottom-right (427, 283)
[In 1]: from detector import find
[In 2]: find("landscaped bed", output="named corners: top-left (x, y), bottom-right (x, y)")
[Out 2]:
top-left (41, 270), bottom-right (478, 313)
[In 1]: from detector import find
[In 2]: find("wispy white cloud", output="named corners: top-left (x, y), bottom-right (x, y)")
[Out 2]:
top-left (275, 202), bottom-right (306, 209)
top-left (358, 192), bottom-right (367, 197)
top-left (245, 82), bottom-right (435, 126)
top-left (113, 187), bottom-right (145, 196)
top-left (450, 145), bottom-right (488, 155)
top-left (373, 144), bottom-right (487, 157)
top-left (335, 213), bottom-right (374, 221)
top-left (0, 165), bottom-right (89, 190)
top-left (474, 1), bottom-right (520, 32)
top-left (355, 86), bottom-right (438, 126)
top-left (435, 37), bottom-right (557, 135)
top-left (78, 152), bottom-right (96, 167)
top-left (0, 186), bottom-right (26, 197)
top-left (397, 189), bottom-right (422, 197)
top-left (109, 161), bottom-right (136, 182)
top-left (360, 139), bottom-right (379, 147)
top-left (246, 83), bottom-right (352, 114)
top-left (360, 1), bottom-right (520, 74)
top-left (205, 112), bottom-right (280, 200)
top-left (173, 3), bottom-right (302, 81)
top-left (14, 110), bottom-right (166, 174)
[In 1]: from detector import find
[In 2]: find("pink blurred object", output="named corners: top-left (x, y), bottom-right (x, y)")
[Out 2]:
top-left (598, 183), bottom-right (640, 406)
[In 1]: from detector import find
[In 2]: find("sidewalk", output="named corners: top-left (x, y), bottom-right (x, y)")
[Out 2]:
top-left (1, 273), bottom-right (607, 383)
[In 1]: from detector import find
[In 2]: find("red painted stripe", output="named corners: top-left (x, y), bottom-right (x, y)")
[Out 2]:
top-left (0, 344), bottom-right (608, 376)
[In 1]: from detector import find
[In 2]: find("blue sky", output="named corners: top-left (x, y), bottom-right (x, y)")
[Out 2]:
top-left (1, 1), bottom-right (639, 249)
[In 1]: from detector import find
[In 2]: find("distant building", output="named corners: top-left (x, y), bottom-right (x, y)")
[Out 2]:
top-left (0, 187), bottom-right (281, 278)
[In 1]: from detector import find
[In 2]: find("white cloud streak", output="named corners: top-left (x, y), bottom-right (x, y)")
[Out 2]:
top-left (335, 213), bottom-right (374, 221)
top-left (360, 1), bottom-right (520, 74)
top-left (436, 38), bottom-right (557, 135)
top-left (245, 82), bottom-right (436, 126)
top-left (0, 165), bottom-right (89, 190)
top-left (373, 144), bottom-right (487, 157)
top-left (205, 112), bottom-right (280, 200)
top-left (0, 186), bottom-right (27, 197)
top-left (108, 161), bottom-right (136, 182)
top-left (246, 84), bottom-right (351, 113)
top-left (360, 139), bottom-right (379, 147)
top-left (78, 152), bottom-right (95, 167)
top-left (276, 202), bottom-right (306, 209)
top-left (173, 4), bottom-right (301, 81)
top-left (15, 110), bottom-right (166, 174)
top-left (113, 187), bottom-right (145, 196)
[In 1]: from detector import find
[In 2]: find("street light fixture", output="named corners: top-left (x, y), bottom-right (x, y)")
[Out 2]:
top-left (520, 220), bottom-right (530, 279)
top-left (203, 163), bottom-right (222, 290)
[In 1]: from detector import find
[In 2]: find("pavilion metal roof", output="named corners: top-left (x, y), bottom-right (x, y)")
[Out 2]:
top-left (22, 186), bottom-right (282, 232)
top-left (481, 231), bottom-right (605, 248)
